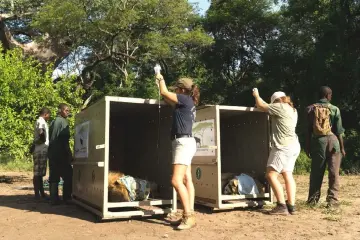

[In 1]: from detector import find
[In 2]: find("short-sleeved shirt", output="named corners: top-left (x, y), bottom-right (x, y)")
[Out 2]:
top-left (48, 116), bottom-right (71, 162)
top-left (268, 103), bottom-right (298, 148)
top-left (306, 99), bottom-right (345, 136)
top-left (33, 117), bottom-right (49, 152)
top-left (171, 94), bottom-right (196, 136)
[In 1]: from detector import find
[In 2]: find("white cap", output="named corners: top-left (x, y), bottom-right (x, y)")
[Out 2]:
top-left (271, 91), bottom-right (286, 104)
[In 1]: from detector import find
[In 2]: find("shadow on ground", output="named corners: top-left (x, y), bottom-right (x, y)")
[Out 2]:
top-left (0, 193), bottom-right (100, 223)
top-left (0, 174), bottom-right (269, 225)
top-left (0, 175), bottom-right (29, 184)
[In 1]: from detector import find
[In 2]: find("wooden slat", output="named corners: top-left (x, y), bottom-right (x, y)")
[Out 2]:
top-left (220, 200), bottom-right (264, 209)
top-left (107, 199), bottom-right (172, 208)
top-left (221, 193), bottom-right (270, 201)
top-left (72, 161), bottom-right (104, 167)
top-left (105, 209), bottom-right (171, 218)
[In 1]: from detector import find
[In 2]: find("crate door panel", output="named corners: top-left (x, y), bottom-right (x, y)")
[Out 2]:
top-left (192, 106), bottom-right (219, 207)
top-left (192, 106), bottom-right (218, 165)
top-left (73, 99), bottom-right (106, 208)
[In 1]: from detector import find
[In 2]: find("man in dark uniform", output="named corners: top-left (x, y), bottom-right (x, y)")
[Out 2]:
top-left (306, 86), bottom-right (346, 208)
top-left (48, 103), bottom-right (73, 205)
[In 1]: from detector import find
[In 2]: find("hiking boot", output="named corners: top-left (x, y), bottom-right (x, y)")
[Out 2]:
top-left (169, 217), bottom-right (183, 226)
top-left (169, 210), bottom-right (195, 226)
top-left (306, 198), bottom-right (319, 207)
top-left (268, 203), bottom-right (289, 216)
top-left (326, 200), bottom-right (340, 209)
top-left (175, 212), bottom-right (196, 230)
top-left (286, 201), bottom-right (297, 215)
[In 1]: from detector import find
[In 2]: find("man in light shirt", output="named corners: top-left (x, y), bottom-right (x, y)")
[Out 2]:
top-left (32, 107), bottom-right (51, 200)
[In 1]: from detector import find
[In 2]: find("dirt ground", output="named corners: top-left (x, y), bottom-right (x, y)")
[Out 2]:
top-left (1, 172), bottom-right (360, 240)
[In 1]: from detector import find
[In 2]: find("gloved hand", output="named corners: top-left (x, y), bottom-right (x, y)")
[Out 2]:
top-left (154, 64), bottom-right (162, 87)
top-left (154, 64), bottom-right (161, 75)
top-left (252, 88), bottom-right (259, 98)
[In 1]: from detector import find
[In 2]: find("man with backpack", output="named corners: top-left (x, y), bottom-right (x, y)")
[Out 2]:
top-left (306, 86), bottom-right (346, 208)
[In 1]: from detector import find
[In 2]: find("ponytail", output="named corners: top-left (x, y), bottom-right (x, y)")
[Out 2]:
top-left (280, 96), bottom-right (295, 111)
top-left (190, 85), bottom-right (200, 106)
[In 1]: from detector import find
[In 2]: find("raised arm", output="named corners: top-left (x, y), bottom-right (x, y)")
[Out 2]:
top-left (156, 74), bottom-right (178, 107)
top-left (252, 88), bottom-right (269, 112)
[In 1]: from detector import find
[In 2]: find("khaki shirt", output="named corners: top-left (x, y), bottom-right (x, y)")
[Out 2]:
top-left (268, 103), bottom-right (298, 148)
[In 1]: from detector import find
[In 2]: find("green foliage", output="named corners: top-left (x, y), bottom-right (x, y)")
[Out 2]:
top-left (2, 0), bottom-right (360, 174)
top-left (294, 150), bottom-right (312, 175)
top-left (0, 46), bottom-right (84, 161)
top-left (341, 129), bottom-right (360, 174)
top-left (0, 155), bottom-right (33, 172)
top-left (201, 0), bottom-right (278, 105)
top-left (31, 0), bottom-right (213, 104)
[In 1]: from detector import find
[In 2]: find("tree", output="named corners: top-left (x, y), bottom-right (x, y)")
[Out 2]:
top-left (1, 0), bottom-right (212, 106)
top-left (32, 0), bottom-right (213, 96)
top-left (201, 0), bottom-right (278, 105)
top-left (0, 46), bottom-right (83, 160)
top-left (0, 0), bottom-right (69, 67)
top-left (261, 0), bottom-right (360, 166)
top-left (262, 0), bottom-right (360, 113)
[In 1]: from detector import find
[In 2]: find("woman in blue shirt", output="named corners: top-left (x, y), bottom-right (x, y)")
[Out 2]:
top-left (156, 74), bottom-right (200, 230)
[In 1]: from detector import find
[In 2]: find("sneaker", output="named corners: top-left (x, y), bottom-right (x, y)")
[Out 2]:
top-left (286, 201), bottom-right (296, 215)
top-left (175, 212), bottom-right (196, 230)
top-left (268, 203), bottom-right (289, 216)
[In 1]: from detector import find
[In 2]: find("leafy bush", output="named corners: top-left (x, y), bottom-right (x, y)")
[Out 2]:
top-left (0, 46), bottom-right (84, 162)
top-left (294, 150), bottom-right (311, 175)
top-left (0, 155), bottom-right (33, 172)
top-left (341, 129), bottom-right (360, 174)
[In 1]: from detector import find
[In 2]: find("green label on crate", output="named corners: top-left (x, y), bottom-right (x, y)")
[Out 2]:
top-left (196, 167), bottom-right (201, 180)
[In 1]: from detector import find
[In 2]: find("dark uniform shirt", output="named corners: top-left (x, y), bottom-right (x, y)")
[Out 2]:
top-left (48, 116), bottom-right (71, 163)
top-left (171, 94), bottom-right (196, 136)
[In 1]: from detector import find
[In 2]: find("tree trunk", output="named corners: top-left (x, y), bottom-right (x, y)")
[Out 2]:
top-left (0, 15), bottom-right (68, 69)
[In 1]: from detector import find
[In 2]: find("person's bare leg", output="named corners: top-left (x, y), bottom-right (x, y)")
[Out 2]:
top-left (184, 165), bottom-right (195, 211)
top-left (282, 171), bottom-right (296, 206)
top-left (266, 167), bottom-right (289, 215)
top-left (266, 167), bottom-right (285, 204)
top-left (172, 164), bottom-right (191, 213)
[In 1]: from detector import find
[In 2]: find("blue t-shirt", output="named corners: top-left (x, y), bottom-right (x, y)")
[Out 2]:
top-left (171, 94), bottom-right (196, 136)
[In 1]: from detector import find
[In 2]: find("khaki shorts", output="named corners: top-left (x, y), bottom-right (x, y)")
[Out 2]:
top-left (267, 141), bottom-right (301, 173)
top-left (172, 137), bottom-right (196, 166)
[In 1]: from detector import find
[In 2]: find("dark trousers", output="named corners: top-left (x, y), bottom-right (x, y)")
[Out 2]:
top-left (49, 160), bottom-right (73, 200)
top-left (308, 135), bottom-right (342, 203)
top-left (33, 176), bottom-right (46, 198)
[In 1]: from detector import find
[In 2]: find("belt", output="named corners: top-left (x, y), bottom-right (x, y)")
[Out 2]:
top-left (171, 134), bottom-right (192, 141)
